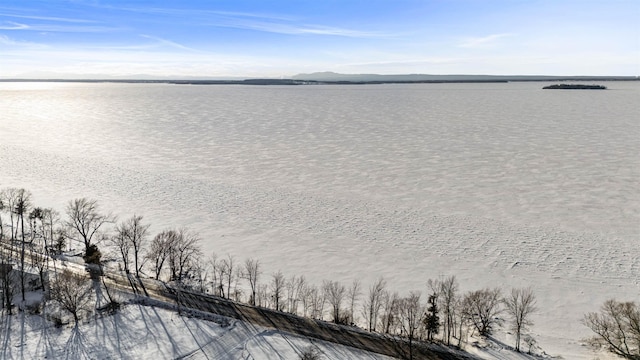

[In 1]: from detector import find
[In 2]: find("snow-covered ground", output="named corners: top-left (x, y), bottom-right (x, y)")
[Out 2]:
top-left (0, 300), bottom-right (400, 360)
top-left (1, 81), bottom-right (638, 359)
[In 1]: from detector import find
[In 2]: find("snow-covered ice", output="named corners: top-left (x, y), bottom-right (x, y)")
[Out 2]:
top-left (0, 81), bottom-right (638, 359)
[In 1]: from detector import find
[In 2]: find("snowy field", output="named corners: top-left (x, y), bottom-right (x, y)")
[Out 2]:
top-left (0, 81), bottom-right (638, 359)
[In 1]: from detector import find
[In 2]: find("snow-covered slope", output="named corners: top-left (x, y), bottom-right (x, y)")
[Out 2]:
top-left (0, 302), bottom-right (400, 360)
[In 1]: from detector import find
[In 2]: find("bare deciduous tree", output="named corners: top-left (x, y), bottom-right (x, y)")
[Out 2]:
top-left (111, 225), bottom-right (132, 274)
top-left (364, 277), bottom-right (386, 332)
top-left (504, 287), bottom-right (537, 352)
top-left (14, 188), bottom-right (32, 301)
top-left (65, 198), bottom-right (114, 256)
top-left (49, 269), bottom-right (93, 324)
top-left (220, 255), bottom-right (235, 299)
top-left (463, 288), bottom-right (502, 336)
top-left (398, 292), bottom-right (423, 360)
top-left (300, 283), bottom-right (313, 317)
top-left (286, 275), bottom-right (305, 315)
top-left (310, 285), bottom-right (325, 320)
top-left (119, 214), bottom-right (149, 277)
top-left (380, 290), bottom-right (400, 334)
top-left (1, 188), bottom-right (21, 241)
top-left (323, 280), bottom-right (347, 323)
top-left (257, 283), bottom-right (269, 308)
top-left (243, 258), bottom-right (260, 305)
top-left (584, 299), bottom-right (640, 359)
top-left (429, 276), bottom-right (459, 345)
top-left (0, 192), bottom-right (5, 242)
top-left (146, 229), bottom-right (174, 280)
top-left (41, 208), bottom-right (61, 255)
top-left (190, 257), bottom-right (209, 293)
top-left (347, 279), bottom-right (361, 325)
top-left (271, 271), bottom-right (286, 311)
top-left (167, 228), bottom-right (201, 282)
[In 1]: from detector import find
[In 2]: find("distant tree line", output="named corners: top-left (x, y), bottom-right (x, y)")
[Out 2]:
top-left (0, 187), bottom-right (633, 359)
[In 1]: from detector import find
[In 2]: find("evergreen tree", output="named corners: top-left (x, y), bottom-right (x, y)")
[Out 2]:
top-left (424, 293), bottom-right (440, 341)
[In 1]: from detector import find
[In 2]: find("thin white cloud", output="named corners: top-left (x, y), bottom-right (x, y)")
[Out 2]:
top-left (0, 12), bottom-right (95, 23)
top-left (458, 33), bottom-right (514, 48)
top-left (0, 34), bottom-right (47, 48)
top-left (221, 19), bottom-right (388, 38)
top-left (139, 34), bottom-right (201, 52)
top-left (0, 21), bottom-right (29, 30)
top-left (89, 4), bottom-right (296, 22)
top-left (80, 3), bottom-right (389, 38)
top-left (1, 23), bottom-right (121, 32)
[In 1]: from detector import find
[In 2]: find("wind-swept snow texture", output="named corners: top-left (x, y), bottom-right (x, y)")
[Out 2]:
top-left (1, 81), bottom-right (638, 359)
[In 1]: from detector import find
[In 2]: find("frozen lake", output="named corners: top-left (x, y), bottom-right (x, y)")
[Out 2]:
top-left (1, 81), bottom-right (638, 358)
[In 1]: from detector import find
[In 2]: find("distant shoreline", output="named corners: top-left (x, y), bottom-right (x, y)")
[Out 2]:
top-left (1, 76), bottom-right (637, 86)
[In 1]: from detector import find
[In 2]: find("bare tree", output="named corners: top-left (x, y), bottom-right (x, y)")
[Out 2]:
top-left (220, 255), bottom-right (235, 299)
top-left (206, 252), bottom-right (219, 295)
top-left (146, 229), bottom-right (174, 280)
top-left (190, 257), bottom-right (209, 292)
top-left (40, 208), bottom-right (61, 255)
top-left (271, 271), bottom-right (286, 311)
top-left (300, 283), bottom-right (313, 317)
top-left (463, 288), bottom-right (502, 336)
top-left (380, 291), bottom-right (400, 334)
top-left (242, 258), bottom-right (260, 305)
top-left (428, 276), bottom-right (459, 345)
top-left (323, 280), bottom-right (347, 323)
top-left (398, 292), bottom-right (424, 360)
top-left (309, 284), bottom-right (326, 320)
top-left (212, 255), bottom-right (225, 296)
top-left (0, 192), bottom-right (5, 242)
top-left (65, 198), bottom-right (114, 256)
top-left (49, 269), bottom-right (94, 324)
top-left (232, 267), bottom-right (244, 301)
top-left (14, 188), bottom-right (32, 301)
top-left (347, 279), bottom-right (361, 325)
top-left (167, 228), bottom-right (201, 282)
top-left (504, 287), bottom-right (537, 352)
top-left (286, 275), bottom-right (305, 314)
top-left (28, 214), bottom-right (49, 291)
top-left (119, 215), bottom-right (149, 277)
top-left (111, 224), bottom-right (132, 273)
top-left (1, 188), bottom-right (21, 240)
top-left (364, 277), bottom-right (386, 332)
top-left (584, 299), bottom-right (640, 359)
top-left (257, 283), bottom-right (269, 308)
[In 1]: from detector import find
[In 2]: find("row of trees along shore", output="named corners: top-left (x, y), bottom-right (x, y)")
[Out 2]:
top-left (0, 187), bottom-right (638, 359)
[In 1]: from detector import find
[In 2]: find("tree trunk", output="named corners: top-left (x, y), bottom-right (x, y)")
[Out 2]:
top-left (20, 212), bottom-right (25, 302)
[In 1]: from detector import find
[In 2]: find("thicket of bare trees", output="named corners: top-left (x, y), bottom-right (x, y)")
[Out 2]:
top-left (0, 186), bottom-right (555, 357)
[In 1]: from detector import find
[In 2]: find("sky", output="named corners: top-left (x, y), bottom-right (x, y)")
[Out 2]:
top-left (0, 0), bottom-right (638, 78)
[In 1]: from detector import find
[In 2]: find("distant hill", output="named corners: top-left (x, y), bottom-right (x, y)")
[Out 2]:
top-left (291, 71), bottom-right (638, 82)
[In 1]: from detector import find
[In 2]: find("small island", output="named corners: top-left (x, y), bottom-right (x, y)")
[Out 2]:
top-left (543, 84), bottom-right (607, 90)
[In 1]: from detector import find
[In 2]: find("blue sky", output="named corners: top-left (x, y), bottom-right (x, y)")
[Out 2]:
top-left (1, 0), bottom-right (638, 78)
